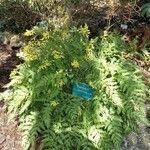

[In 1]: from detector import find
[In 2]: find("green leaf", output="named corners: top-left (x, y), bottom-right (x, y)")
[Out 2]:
top-left (141, 3), bottom-right (150, 18)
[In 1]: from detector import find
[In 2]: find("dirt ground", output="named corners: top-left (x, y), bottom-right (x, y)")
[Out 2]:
top-left (0, 101), bottom-right (22, 150)
top-left (0, 41), bottom-right (23, 149)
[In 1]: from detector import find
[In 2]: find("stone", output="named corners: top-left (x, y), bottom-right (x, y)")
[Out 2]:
top-left (10, 35), bottom-right (23, 48)
top-left (0, 134), bottom-right (6, 144)
top-left (121, 24), bottom-right (128, 30)
top-left (0, 32), bottom-right (7, 45)
top-left (36, 20), bottom-right (49, 30)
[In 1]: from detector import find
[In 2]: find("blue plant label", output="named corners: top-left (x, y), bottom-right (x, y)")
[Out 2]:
top-left (72, 83), bottom-right (94, 100)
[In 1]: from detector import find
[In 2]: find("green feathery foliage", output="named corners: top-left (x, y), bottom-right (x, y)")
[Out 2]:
top-left (1, 26), bottom-right (148, 150)
top-left (141, 3), bottom-right (150, 18)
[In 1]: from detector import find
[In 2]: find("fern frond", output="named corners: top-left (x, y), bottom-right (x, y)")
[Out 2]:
top-left (1, 27), bottom-right (148, 150)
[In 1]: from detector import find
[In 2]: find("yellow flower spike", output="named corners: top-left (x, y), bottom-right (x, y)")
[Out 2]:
top-left (52, 50), bottom-right (63, 59)
top-left (79, 24), bottom-right (90, 37)
top-left (42, 32), bottom-right (50, 40)
top-left (23, 44), bottom-right (38, 61)
top-left (10, 69), bottom-right (17, 78)
top-left (24, 30), bottom-right (34, 36)
top-left (71, 60), bottom-right (80, 68)
top-left (85, 40), bottom-right (95, 59)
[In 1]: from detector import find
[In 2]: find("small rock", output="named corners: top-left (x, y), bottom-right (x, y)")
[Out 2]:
top-left (0, 32), bottom-right (7, 45)
top-left (121, 24), bottom-right (128, 30)
top-left (0, 134), bottom-right (6, 144)
top-left (10, 35), bottom-right (23, 49)
top-left (36, 20), bottom-right (49, 30)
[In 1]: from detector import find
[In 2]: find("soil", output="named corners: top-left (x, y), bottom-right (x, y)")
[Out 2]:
top-left (0, 44), bottom-right (22, 92)
top-left (0, 101), bottom-right (22, 150)
top-left (0, 43), bottom-right (23, 149)
top-left (122, 126), bottom-right (150, 150)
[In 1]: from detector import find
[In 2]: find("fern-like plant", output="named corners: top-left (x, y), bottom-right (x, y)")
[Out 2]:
top-left (141, 3), bottom-right (150, 18)
top-left (1, 26), bottom-right (148, 150)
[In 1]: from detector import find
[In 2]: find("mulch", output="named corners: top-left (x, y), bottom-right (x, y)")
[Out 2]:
top-left (0, 44), bottom-right (22, 92)
top-left (0, 102), bottom-right (22, 150)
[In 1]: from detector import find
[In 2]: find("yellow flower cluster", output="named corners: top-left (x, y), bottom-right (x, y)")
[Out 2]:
top-left (52, 50), bottom-right (64, 59)
top-left (10, 68), bottom-right (18, 78)
top-left (23, 44), bottom-right (38, 61)
top-left (79, 24), bottom-right (90, 37)
top-left (71, 60), bottom-right (80, 68)
top-left (24, 30), bottom-right (35, 36)
top-left (42, 32), bottom-right (50, 40)
top-left (85, 40), bottom-right (95, 59)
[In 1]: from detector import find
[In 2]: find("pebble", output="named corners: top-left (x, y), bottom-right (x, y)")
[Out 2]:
top-left (10, 35), bottom-right (22, 48)
top-left (121, 24), bottom-right (128, 30)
